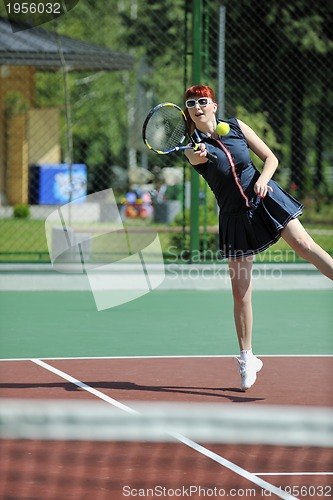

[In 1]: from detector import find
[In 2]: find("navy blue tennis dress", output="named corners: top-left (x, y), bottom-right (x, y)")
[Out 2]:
top-left (191, 118), bottom-right (303, 258)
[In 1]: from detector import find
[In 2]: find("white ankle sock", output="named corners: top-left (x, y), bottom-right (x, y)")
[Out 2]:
top-left (240, 349), bottom-right (253, 362)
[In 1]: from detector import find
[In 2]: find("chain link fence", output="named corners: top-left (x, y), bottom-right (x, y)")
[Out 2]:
top-left (0, 0), bottom-right (332, 263)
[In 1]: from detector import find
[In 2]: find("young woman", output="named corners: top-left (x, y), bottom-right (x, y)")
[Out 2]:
top-left (184, 85), bottom-right (333, 391)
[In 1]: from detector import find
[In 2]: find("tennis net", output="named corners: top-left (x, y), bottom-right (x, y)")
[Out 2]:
top-left (0, 399), bottom-right (332, 500)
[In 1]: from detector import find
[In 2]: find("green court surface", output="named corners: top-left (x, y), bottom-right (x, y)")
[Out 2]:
top-left (1, 290), bottom-right (332, 359)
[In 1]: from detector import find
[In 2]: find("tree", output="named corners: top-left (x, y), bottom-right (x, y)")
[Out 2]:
top-left (213, 0), bottom-right (333, 197)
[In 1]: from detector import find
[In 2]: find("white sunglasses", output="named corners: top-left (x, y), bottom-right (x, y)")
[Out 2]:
top-left (185, 97), bottom-right (213, 109)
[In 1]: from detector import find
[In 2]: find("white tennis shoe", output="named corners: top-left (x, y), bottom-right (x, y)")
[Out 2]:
top-left (237, 356), bottom-right (263, 391)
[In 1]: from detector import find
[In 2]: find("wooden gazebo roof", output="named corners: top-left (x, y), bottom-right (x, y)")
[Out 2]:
top-left (0, 16), bottom-right (134, 72)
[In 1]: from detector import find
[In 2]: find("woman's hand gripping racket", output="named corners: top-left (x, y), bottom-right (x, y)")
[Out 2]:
top-left (142, 102), bottom-right (215, 160)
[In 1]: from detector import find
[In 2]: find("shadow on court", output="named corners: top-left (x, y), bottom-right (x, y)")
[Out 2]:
top-left (0, 381), bottom-right (265, 403)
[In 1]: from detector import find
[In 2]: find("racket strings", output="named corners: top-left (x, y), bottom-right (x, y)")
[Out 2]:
top-left (145, 106), bottom-right (187, 152)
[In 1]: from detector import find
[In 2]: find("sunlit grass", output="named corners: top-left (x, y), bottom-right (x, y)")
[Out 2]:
top-left (0, 217), bottom-right (332, 263)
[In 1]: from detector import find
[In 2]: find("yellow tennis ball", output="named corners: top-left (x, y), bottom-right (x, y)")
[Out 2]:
top-left (216, 122), bottom-right (230, 136)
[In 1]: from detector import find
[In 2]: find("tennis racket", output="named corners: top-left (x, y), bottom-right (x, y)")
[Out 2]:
top-left (142, 102), bottom-right (215, 159)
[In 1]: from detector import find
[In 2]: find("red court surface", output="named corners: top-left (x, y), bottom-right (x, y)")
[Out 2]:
top-left (0, 356), bottom-right (332, 500)
top-left (0, 356), bottom-right (332, 406)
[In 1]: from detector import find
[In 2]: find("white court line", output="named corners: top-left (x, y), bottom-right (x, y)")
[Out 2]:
top-left (31, 358), bottom-right (138, 415)
top-left (255, 472), bottom-right (333, 476)
top-left (1, 353), bottom-right (332, 362)
top-left (31, 358), bottom-right (298, 500)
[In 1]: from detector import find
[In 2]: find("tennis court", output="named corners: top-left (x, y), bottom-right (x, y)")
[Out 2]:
top-left (1, 0), bottom-right (333, 498)
top-left (1, 264), bottom-right (332, 499)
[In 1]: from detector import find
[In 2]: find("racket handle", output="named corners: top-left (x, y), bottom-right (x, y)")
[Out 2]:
top-left (192, 142), bottom-right (216, 162)
top-left (206, 151), bottom-right (217, 161)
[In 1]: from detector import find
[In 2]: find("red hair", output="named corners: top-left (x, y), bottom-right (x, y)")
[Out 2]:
top-left (184, 85), bottom-right (216, 133)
